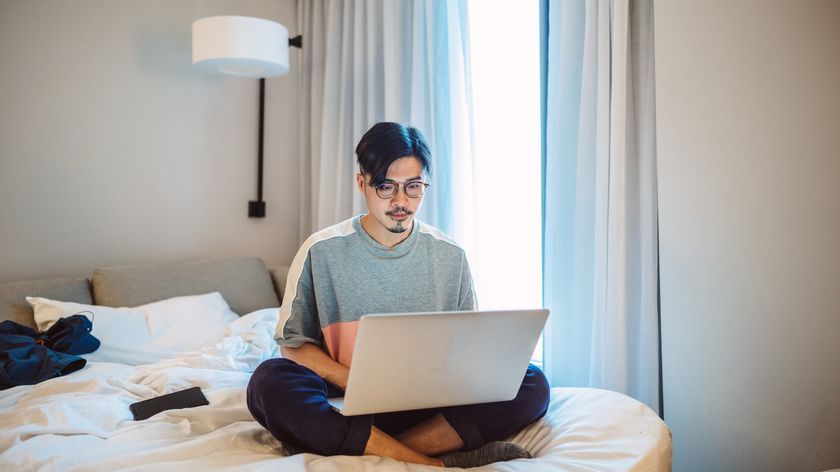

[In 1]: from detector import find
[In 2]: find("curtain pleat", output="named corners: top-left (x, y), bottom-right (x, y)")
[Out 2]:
top-left (543, 0), bottom-right (660, 414)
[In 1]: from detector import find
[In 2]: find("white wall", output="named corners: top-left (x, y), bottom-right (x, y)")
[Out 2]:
top-left (0, 0), bottom-right (301, 281)
top-left (655, 1), bottom-right (840, 470)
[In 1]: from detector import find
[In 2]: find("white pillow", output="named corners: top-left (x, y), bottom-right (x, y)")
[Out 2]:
top-left (26, 292), bottom-right (239, 366)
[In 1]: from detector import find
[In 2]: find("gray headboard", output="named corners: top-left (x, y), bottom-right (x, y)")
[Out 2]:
top-left (0, 256), bottom-right (287, 330)
top-left (0, 277), bottom-right (92, 329)
top-left (91, 257), bottom-right (280, 314)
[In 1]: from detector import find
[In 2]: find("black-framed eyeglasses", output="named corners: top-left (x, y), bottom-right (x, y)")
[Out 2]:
top-left (369, 180), bottom-right (430, 199)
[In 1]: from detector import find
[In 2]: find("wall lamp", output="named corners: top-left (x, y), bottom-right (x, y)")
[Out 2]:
top-left (192, 15), bottom-right (302, 218)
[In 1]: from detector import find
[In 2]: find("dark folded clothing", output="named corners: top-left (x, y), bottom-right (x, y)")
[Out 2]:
top-left (0, 314), bottom-right (100, 389)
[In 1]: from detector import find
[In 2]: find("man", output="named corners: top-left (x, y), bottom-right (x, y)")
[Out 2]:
top-left (247, 122), bottom-right (549, 468)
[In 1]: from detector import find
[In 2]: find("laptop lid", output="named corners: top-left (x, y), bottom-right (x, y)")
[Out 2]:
top-left (336, 309), bottom-right (548, 416)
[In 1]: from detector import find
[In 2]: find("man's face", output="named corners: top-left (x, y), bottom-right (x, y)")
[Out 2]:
top-left (356, 156), bottom-right (427, 242)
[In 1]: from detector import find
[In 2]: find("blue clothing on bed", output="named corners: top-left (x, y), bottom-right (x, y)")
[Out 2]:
top-left (0, 314), bottom-right (100, 390)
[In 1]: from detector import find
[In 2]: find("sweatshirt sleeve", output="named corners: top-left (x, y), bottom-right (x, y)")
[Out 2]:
top-left (458, 254), bottom-right (478, 311)
top-left (275, 250), bottom-right (323, 348)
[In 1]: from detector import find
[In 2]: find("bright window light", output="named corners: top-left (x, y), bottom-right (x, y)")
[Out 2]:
top-left (468, 0), bottom-right (542, 364)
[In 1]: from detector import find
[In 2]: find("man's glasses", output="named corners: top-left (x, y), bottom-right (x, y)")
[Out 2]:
top-left (370, 180), bottom-right (430, 199)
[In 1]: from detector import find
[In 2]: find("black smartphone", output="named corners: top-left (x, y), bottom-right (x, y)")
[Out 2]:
top-left (130, 386), bottom-right (209, 421)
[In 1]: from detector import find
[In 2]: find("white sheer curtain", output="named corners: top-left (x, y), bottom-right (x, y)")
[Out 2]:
top-left (542, 0), bottom-right (660, 413)
top-left (296, 0), bottom-right (476, 256)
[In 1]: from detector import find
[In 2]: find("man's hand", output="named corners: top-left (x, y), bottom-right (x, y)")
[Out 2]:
top-left (281, 343), bottom-right (350, 391)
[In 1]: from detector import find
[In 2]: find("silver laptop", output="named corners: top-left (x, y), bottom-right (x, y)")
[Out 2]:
top-left (327, 309), bottom-right (548, 416)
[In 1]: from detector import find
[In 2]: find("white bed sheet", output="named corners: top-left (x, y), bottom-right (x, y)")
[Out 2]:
top-left (0, 309), bottom-right (670, 471)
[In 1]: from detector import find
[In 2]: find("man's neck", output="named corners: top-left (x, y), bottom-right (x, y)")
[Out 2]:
top-left (361, 214), bottom-right (413, 248)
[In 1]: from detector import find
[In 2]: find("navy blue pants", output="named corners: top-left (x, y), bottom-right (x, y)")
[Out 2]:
top-left (246, 358), bottom-right (550, 456)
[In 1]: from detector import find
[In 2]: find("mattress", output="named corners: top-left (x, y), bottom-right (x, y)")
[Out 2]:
top-left (0, 309), bottom-right (670, 471)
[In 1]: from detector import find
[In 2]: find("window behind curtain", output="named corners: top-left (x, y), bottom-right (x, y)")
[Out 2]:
top-left (468, 0), bottom-right (542, 364)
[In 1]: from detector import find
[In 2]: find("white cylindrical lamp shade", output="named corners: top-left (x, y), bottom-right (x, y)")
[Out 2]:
top-left (192, 16), bottom-right (289, 77)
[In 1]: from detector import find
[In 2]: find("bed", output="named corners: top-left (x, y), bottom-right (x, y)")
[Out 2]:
top-left (0, 256), bottom-right (671, 471)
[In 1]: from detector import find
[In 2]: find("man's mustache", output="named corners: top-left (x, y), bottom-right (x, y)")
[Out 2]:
top-left (386, 208), bottom-right (414, 217)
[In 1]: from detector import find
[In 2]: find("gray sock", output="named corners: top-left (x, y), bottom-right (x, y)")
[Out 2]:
top-left (439, 441), bottom-right (531, 468)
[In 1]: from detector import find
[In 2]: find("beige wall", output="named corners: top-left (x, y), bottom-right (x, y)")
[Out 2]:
top-left (0, 0), bottom-right (301, 281)
top-left (655, 1), bottom-right (840, 470)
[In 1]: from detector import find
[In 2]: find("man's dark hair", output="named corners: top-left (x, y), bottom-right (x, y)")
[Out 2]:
top-left (355, 122), bottom-right (431, 185)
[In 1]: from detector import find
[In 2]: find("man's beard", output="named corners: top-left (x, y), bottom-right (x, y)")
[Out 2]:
top-left (385, 207), bottom-right (413, 233)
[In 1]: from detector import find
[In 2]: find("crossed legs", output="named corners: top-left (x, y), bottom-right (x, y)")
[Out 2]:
top-left (364, 413), bottom-right (464, 466)
top-left (246, 359), bottom-right (549, 467)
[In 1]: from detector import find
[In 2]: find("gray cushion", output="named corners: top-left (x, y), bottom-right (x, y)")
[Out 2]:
top-left (91, 256), bottom-right (280, 315)
top-left (0, 277), bottom-right (92, 329)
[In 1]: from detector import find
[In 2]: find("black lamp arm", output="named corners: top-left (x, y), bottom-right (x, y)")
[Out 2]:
top-left (248, 35), bottom-right (302, 218)
top-left (249, 78), bottom-right (267, 218)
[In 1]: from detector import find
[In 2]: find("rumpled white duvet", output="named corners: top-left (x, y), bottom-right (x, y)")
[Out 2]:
top-left (0, 309), bottom-right (671, 471)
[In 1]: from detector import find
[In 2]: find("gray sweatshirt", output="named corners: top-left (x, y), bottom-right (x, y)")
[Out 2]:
top-left (276, 215), bottom-right (476, 367)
